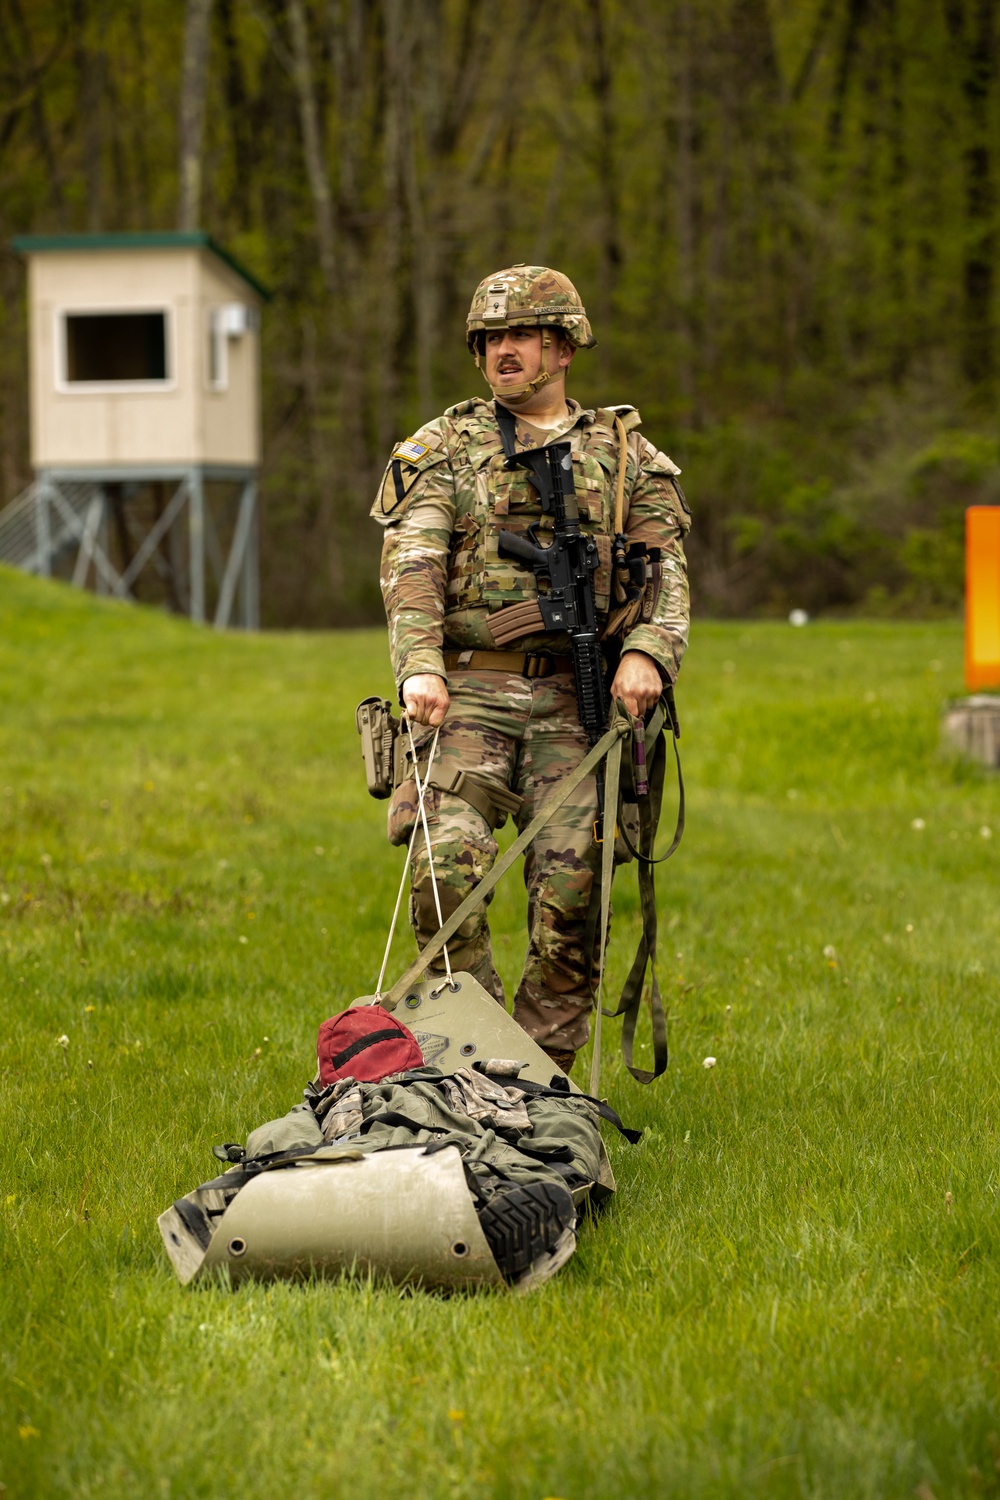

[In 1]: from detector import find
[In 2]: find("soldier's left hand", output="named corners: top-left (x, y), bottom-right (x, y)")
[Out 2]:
top-left (610, 650), bottom-right (663, 720)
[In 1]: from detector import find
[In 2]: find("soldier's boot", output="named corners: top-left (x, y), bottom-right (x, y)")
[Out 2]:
top-left (477, 1180), bottom-right (576, 1286)
top-left (542, 1047), bottom-right (576, 1076)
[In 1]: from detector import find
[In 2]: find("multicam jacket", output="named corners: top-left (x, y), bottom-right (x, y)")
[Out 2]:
top-left (371, 396), bottom-right (691, 689)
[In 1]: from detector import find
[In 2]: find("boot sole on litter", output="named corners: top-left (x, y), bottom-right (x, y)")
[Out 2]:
top-left (478, 1181), bottom-right (576, 1283)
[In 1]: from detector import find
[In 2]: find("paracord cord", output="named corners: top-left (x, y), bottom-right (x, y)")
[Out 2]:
top-left (373, 717), bottom-right (442, 1001)
top-left (406, 718), bottom-right (455, 989)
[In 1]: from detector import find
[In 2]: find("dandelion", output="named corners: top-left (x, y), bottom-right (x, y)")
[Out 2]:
top-left (314, 845), bottom-right (325, 856)
top-left (911, 818), bottom-right (925, 831)
top-left (0, 892), bottom-right (9, 904)
top-left (981, 826), bottom-right (992, 839)
top-left (788, 609), bottom-right (808, 627)
top-left (448, 1410), bottom-right (465, 1421)
top-left (40, 852), bottom-right (51, 867)
top-left (823, 945), bottom-right (837, 960)
top-left (18, 1425), bottom-right (39, 1440)
top-left (906, 923), bottom-right (914, 933)
top-left (238, 935), bottom-right (249, 945)
top-left (56, 1034), bottom-right (69, 1049)
top-left (84, 1004), bottom-right (95, 1014)
top-left (703, 1056), bottom-right (717, 1069)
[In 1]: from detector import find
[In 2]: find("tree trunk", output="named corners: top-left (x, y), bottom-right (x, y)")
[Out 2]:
top-left (674, 0), bottom-right (697, 415)
top-left (286, 0), bottom-right (337, 297)
top-left (177, 0), bottom-right (213, 231)
top-left (945, 0), bottom-right (996, 387)
top-left (586, 0), bottom-right (622, 374)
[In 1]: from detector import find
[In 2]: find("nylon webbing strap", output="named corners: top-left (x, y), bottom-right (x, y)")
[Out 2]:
top-left (613, 697), bottom-right (685, 867)
top-left (494, 400), bottom-right (518, 463)
top-left (384, 721), bottom-right (627, 1008)
top-left (603, 741), bottom-right (670, 1083)
top-left (589, 732), bottom-right (621, 1098)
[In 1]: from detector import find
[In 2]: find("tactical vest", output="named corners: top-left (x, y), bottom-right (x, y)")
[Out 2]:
top-left (443, 404), bottom-right (640, 618)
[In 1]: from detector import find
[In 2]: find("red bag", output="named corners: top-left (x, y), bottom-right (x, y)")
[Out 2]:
top-left (317, 1003), bottom-right (424, 1085)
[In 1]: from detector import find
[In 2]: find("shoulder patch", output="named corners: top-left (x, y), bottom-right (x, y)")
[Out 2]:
top-left (393, 438), bottom-right (431, 463)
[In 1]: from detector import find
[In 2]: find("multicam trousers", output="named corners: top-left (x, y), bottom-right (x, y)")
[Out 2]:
top-left (387, 668), bottom-right (600, 1053)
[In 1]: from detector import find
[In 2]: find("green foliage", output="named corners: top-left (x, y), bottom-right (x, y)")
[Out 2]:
top-left (2, 571), bottom-right (1000, 1496)
top-left (0, 2), bottom-right (998, 621)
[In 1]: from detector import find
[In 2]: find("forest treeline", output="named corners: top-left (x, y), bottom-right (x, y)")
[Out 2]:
top-left (0, 0), bottom-right (997, 624)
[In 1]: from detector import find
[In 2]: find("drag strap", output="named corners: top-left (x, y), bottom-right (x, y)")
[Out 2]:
top-left (589, 731), bottom-right (621, 1097)
top-left (384, 720), bottom-right (628, 1008)
top-left (603, 820), bottom-right (667, 1083)
top-left (614, 698), bottom-right (685, 867)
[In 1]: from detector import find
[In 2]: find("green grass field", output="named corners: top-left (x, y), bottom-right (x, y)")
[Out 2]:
top-left (2, 568), bottom-right (999, 1500)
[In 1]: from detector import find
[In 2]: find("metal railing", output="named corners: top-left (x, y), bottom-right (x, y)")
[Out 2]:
top-left (0, 480), bottom-right (103, 574)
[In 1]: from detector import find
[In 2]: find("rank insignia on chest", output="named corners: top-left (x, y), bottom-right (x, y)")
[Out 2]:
top-left (393, 438), bottom-right (430, 464)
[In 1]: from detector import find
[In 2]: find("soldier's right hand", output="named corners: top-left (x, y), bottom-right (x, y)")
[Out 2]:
top-left (402, 674), bottom-right (450, 727)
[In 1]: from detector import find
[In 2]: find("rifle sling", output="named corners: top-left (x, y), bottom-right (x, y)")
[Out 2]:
top-left (494, 399), bottom-right (519, 462)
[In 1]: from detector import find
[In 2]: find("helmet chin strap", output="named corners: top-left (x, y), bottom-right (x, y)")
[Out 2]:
top-left (475, 328), bottom-right (556, 406)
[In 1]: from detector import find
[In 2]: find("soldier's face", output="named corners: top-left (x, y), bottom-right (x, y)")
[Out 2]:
top-left (483, 328), bottom-right (573, 391)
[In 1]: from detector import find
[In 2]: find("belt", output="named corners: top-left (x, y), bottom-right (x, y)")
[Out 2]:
top-left (442, 649), bottom-right (574, 680)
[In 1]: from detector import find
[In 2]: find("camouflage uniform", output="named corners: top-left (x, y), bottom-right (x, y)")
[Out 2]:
top-left (371, 267), bottom-right (690, 1057)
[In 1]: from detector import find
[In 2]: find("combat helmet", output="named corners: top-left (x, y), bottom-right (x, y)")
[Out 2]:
top-left (466, 264), bottom-right (596, 405)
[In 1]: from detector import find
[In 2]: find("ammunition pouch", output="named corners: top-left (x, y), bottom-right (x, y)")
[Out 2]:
top-left (602, 545), bottom-right (662, 642)
top-left (356, 696), bottom-right (404, 799)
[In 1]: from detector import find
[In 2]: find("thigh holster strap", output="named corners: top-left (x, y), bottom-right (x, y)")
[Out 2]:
top-left (424, 767), bottom-right (523, 830)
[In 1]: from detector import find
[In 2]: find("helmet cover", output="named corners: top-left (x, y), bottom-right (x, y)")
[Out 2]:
top-left (466, 264), bottom-right (596, 352)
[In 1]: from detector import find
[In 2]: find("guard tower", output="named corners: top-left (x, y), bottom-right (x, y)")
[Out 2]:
top-left (3, 232), bottom-right (268, 628)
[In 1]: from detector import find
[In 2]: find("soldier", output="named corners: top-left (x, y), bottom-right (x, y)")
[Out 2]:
top-left (371, 265), bottom-right (690, 1075)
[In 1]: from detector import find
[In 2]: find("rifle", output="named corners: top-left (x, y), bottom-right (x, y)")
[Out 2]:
top-left (496, 439), bottom-right (611, 834)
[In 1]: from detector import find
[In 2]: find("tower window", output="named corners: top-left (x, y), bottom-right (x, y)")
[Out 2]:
top-left (64, 312), bottom-right (168, 383)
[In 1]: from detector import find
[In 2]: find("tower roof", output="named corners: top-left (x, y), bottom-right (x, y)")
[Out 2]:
top-left (11, 231), bottom-right (271, 301)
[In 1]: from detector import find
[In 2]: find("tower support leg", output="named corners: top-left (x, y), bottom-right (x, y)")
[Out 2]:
top-left (189, 468), bottom-right (205, 624)
top-left (35, 479), bottom-right (52, 577)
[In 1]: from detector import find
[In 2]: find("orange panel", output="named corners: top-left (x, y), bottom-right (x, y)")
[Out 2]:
top-left (966, 507), bottom-right (1000, 691)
